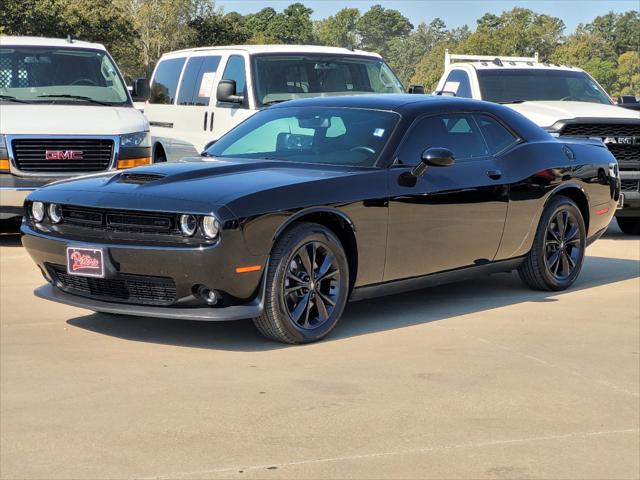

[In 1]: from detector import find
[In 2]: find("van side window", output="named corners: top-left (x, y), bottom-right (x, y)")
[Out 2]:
top-left (177, 55), bottom-right (221, 106)
top-left (443, 69), bottom-right (472, 98)
top-left (476, 114), bottom-right (518, 155)
top-left (398, 113), bottom-right (489, 164)
top-left (150, 57), bottom-right (185, 104)
top-left (221, 55), bottom-right (247, 99)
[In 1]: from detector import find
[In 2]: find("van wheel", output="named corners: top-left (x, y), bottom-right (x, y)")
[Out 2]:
top-left (518, 196), bottom-right (586, 291)
top-left (253, 223), bottom-right (349, 344)
top-left (616, 217), bottom-right (640, 235)
top-left (154, 147), bottom-right (167, 163)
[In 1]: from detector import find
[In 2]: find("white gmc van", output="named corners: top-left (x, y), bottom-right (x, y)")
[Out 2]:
top-left (0, 36), bottom-right (151, 222)
top-left (144, 45), bottom-right (405, 162)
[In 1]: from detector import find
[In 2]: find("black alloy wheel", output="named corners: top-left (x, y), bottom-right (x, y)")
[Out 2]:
top-left (544, 209), bottom-right (582, 281)
top-left (283, 241), bottom-right (341, 330)
top-left (253, 222), bottom-right (349, 344)
top-left (519, 196), bottom-right (586, 291)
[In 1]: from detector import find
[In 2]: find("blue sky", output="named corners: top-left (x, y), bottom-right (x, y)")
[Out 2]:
top-left (215, 0), bottom-right (638, 33)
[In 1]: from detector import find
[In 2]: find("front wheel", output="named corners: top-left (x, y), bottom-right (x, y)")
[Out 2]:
top-left (518, 196), bottom-right (586, 291)
top-left (616, 217), bottom-right (640, 235)
top-left (253, 223), bottom-right (349, 344)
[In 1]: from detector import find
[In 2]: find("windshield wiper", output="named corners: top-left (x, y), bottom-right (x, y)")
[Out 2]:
top-left (0, 94), bottom-right (30, 104)
top-left (498, 100), bottom-right (527, 104)
top-left (262, 99), bottom-right (290, 106)
top-left (37, 94), bottom-right (111, 106)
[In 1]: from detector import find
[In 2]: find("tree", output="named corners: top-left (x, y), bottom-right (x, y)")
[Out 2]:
top-left (356, 4), bottom-right (412, 57)
top-left (316, 8), bottom-right (360, 48)
top-left (616, 51), bottom-right (640, 95)
top-left (268, 3), bottom-right (315, 44)
top-left (551, 28), bottom-right (616, 66)
top-left (190, 11), bottom-right (251, 47)
top-left (586, 11), bottom-right (640, 55)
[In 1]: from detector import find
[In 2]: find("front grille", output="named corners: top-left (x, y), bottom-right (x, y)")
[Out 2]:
top-left (12, 138), bottom-right (114, 172)
top-left (560, 124), bottom-right (640, 137)
top-left (49, 264), bottom-right (177, 306)
top-left (61, 205), bottom-right (176, 233)
top-left (621, 180), bottom-right (640, 192)
top-left (559, 123), bottom-right (639, 167)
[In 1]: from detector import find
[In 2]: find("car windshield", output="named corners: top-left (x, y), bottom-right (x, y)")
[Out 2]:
top-left (0, 46), bottom-right (129, 105)
top-left (252, 54), bottom-right (405, 106)
top-left (207, 106), bottom-right (400, 167)
top-left (477, 69), bottom-right (612, 105)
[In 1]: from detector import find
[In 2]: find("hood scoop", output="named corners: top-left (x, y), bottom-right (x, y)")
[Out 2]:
top-left (118, 172), bottom-right (167, 185)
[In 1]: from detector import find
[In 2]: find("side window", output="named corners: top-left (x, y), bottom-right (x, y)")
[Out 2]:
top-left (476, 115), bottom-right (518, 155)
top-left (150, 57), bottom-right (186, 104)
top-left (221, 55), bottom-right (246, 100)
top-left (398, 113), bottom-right (489, 164)
top-left (177, 55), bottom-right (221, 106)
top-left (443, 69), bottom-right (472, 98)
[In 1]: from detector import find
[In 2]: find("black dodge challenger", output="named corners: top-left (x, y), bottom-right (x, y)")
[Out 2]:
top-left (21, 95), bottom-right (620, 343)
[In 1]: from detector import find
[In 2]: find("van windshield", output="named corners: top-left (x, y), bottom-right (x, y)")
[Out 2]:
top-left (0, 46), bottom-right (129, 105)
top-left (252, 54), bottom-right (405, 106)
top-left (477, 69), bottom-right (612, 105)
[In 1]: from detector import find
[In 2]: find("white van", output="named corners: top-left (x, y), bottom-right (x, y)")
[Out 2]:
top-left (0, 36), bottom-right (150, 221)
top-left (144, 45), bottom-right (405, 162)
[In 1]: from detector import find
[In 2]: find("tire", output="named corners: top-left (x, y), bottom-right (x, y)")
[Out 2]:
top-left (518, 196), bottom-right (586, 291)
top-left (616, 217), bottom-right (640, 236)
top-left (253, 222), bottom-right (349, 344)
top-left (154, 147), bottom-right (167, 163)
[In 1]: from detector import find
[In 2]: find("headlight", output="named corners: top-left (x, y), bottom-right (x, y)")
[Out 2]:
top-left (32, 201), bottom-right (45, 222)
top-left (202, 215), bottom-right (220, 239)
top-left (120, 131), bottom-right (150, 148)
top-left (48, 203), bottom-right (63, 223)
top-left (179, 214), bottom-right (197, 236)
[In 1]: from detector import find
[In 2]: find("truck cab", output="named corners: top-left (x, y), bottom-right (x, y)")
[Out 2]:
top-left (0, 36), bottom-right (151, 223)
top-left (143, 45), bottom-right (405, 163)
top-left (435, 51), bottom-right (640, 234)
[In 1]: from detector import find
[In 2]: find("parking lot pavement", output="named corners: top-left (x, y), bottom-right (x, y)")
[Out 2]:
top-left (0, 224), bottom-right (638, 480)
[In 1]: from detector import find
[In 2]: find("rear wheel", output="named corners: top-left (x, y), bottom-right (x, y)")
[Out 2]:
top-left (616, 217), bottom-right (640, 235)
top-left (253, 223), bottom-right (349, 344)
top-left (518, 196), bottom-right (586, 291)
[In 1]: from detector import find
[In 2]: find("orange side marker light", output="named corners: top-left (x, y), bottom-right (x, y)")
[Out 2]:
top-left (235, 265), bottom-right (262, 274)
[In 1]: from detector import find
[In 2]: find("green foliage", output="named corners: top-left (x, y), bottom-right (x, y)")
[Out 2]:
top-left (316, 8), bottom-right (360, 48)
top-left (2, 2), bottom-right (638, 95)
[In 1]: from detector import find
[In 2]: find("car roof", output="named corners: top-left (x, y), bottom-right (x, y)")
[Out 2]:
top-left (453, 62), bottom-right (583, 73)
top-left (162, 44), bottom-right (381, 58)
top-left (0, 35), bottom-right (106, 51)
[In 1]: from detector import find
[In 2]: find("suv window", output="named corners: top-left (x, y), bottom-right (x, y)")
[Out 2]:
top-left (150, 57), bottom-right (185, 104)
top-left (221, 55), bottom-right (246, 100)
top-left (476, 115), bottom-right (518, 155)
top-left (177, 55), bottom-right (221, 106)
top-left (443, 69), bottom-right (472, 98)
top-left (398, 113), bottom-right (489, 164)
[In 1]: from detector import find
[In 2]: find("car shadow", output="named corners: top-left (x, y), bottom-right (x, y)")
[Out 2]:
top-left (66, 254), bottom-right (639, 352)
top-left (0, 234), bottom-right (22, 247)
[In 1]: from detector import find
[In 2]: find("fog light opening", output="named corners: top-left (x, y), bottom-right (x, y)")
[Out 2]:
top-left (196, 285), bottom-right (219, 306)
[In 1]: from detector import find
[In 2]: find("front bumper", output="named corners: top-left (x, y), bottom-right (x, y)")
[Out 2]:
top-left (617, 170), bottom-right (640, 216)
top-left (34, 283), bottom-right (264, 321)
top-left (21, 223), bottom-right (268, 320)
top-left (0, 174), bottom-right (59, 218)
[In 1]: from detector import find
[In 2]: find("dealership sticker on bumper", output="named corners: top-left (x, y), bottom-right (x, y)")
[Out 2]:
top-left (66, 247), bottom-right (105, 278)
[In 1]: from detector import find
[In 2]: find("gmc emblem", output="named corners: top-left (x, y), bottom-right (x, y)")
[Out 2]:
top-left (45, 150), bottom-right (84, 160)
top-left (602, 137), bottom-right (639, 145)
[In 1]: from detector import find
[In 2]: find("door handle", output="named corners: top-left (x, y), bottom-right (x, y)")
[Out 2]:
top-left (203, 112), bottom-right (208, 131)
top-left (209, 112), bottom-right (214, 131)
top-left (487, 169), bottom-right (502, 180)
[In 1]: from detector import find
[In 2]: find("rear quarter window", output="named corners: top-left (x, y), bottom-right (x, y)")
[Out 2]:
top-left (150, 57), bottom-right (186, 104)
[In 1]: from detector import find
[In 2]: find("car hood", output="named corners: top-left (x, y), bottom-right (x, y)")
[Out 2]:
top-left (28, 157), bottom-right (369, 217)
top-left (506, 101), bottom-right (640, 128)
top-left (0, 104), bottom-right (148, 135)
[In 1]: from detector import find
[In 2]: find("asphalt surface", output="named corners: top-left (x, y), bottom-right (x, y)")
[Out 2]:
top-left (1, 223), bottom-right (639, 479)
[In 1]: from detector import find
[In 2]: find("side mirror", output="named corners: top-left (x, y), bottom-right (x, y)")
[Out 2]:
top-left (411, 147), bottom-right (455, 177)
top-left (408, 84), bottom-right (425, 94)
top-left (131, 77), bottom-right (150, 101)
top-left (216, 79), bottom-right (244, 104)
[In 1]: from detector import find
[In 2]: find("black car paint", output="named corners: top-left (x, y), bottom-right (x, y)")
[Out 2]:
top-left (21, 95), bottom-right (619, 319)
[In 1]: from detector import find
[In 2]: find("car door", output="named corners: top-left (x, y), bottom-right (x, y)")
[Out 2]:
top-left (384, 112), bottom-right (512, 281)
top-left (211, 54), bottom-right (256, 141)
top-left (172, 53), bottom-right (222, 154)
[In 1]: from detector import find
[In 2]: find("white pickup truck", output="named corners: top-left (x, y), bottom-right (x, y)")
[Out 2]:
top-left (435, 52), bottom-right (640, 235)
